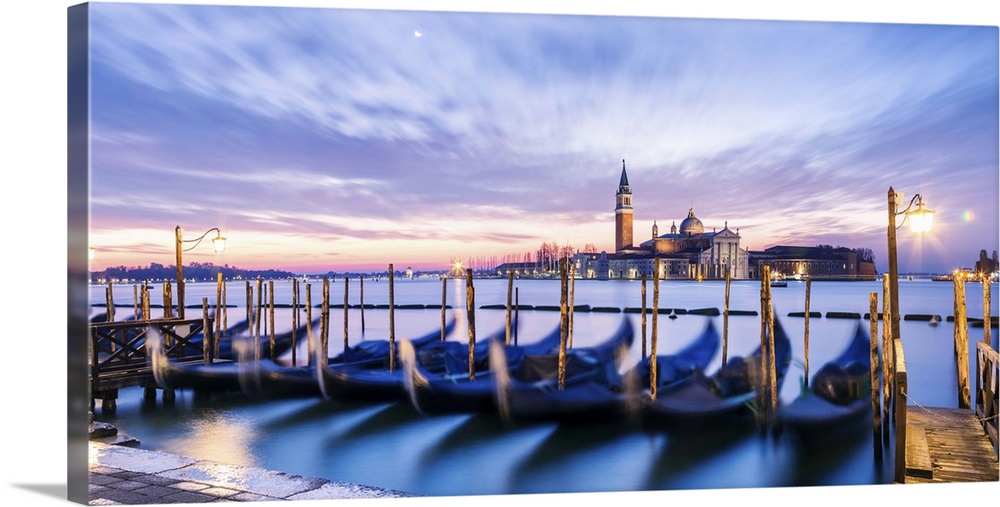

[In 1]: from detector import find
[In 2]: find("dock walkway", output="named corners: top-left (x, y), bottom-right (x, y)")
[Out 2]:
top-left (904, 406), bottom-right (998, 483)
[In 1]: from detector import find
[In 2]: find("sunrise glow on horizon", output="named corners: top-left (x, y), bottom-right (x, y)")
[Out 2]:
top-left (85, 2), bottom-right (999, 275)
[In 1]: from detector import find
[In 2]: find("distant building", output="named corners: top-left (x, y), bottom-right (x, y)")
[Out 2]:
top-left (576, 160), bottom-right (750, 280)
top-left (748, 245), bottom-right (876, 281)
top-left (975, 249), bottom-right (999, 276)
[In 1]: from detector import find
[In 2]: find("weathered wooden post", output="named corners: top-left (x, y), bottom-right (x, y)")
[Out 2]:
top-left (245, 281), bottom-right (252, 327)
top-left (882, 275), bottom-right (892, 431)
top-left (267, 280), bottom-right (275, 361)
top-left (306, 284), bottom-right (314, 366)
top-left (105, 283), bottom-right (115, 322)
top-left (506, 270), bottom-right (514, 345)
top-left (641, 275), bottom-right (648, 359)
top-left (954, 276), bottom-right (971, 409)
top-left (465, 265), bottom-right (476, 379)
top-left (758, 266), bottom-right (772, 420)
top-left (221, 280), bottom-right (228, 339)
top-left (984, 275), bottom-right (992, 344)
top-left (557, 257), bottom-right (569, 390)
top-left (215, 274), bottom-right (222, 344)
top-left (869, 292), bottom-right (882, 460)
top-left (803, 275), bottom-right (811, 386)
top-left (650, 258), bottom-right (661, 398)
top-left (141, 283), bottom-right (150, 320)
top-left (441, 277), bottom-right (447, 342)
top-left (388, 266), bottom-right (397, 371)
top-left (568, 261), bottom-right (576, 349)
top-left (321, 277), bottom-right (330, 369)
top-left (255, 279), bottom-right (264, 339)
top-left (723, 267), bottom-right (731, 367)
top-left (132, 284), bottom-right (139, 320)
top-left (202, 297), bottom-right (212, 365)
top-left (163, 281), bottom-right (172, 319)
top-left (766, 270), bottom-right (777, 418)
top-left (343, 277), bottom-right (350, 354)
top-left (291, 278), bottom-right (299, 366)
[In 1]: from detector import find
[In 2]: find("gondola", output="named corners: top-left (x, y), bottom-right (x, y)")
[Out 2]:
top-left (321, 321), bottom-right (552, 404)
top-left (498, 319), bottom-right (719, 424)
top-left (401, 316), bottom-right (634, 416)
top-left (640, 316), bottom-right (793, 429)
top-left (779, 322), bottom-right (871, 444)
top-left (152, 317), bottom-right (456, 399)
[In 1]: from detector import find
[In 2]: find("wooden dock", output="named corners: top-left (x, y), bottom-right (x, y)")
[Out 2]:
top-left (904, 406), bottom-right (998, 483)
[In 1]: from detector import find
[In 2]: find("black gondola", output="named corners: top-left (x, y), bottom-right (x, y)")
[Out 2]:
top-left (401, 316), bottom-right (635, 416)
top-left (498, 319), bottom-right (719, 424)
top-left (779, 322), bottom-right (872, 444)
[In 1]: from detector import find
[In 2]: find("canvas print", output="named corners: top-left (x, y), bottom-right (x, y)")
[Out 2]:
top-left (70, 1), bottom-right (999, 505)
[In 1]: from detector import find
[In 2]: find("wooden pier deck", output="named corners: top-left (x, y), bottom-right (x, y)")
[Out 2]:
top-left (904, 406), bottom-right (998, 483)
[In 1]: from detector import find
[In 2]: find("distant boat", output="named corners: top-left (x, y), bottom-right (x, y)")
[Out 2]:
top-left (770, 273), bottom-right (788, 288)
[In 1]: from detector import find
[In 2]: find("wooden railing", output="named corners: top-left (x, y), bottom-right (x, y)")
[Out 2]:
top-left (976, 341), bottom-right (999, 452)
top-left (893, 338), bottom-right (908, 483)
top-left (89, 317), bottom-right (215, 393)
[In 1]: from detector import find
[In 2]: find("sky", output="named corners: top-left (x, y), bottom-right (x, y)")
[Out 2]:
top-left (82, 1), bottom-right (999, 275)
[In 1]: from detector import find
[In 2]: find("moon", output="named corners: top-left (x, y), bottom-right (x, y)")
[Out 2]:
top-left (414, 30), bottom-right (422, 38)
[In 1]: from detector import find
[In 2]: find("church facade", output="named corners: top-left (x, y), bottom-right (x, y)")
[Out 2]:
top-left (575, 160), bottom-right (750, 280)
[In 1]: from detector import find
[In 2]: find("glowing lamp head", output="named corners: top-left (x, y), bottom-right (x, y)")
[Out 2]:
top-left (212, 231), bottom-right (227, 253)
top-left (907, 196), bottom-right (934, 233)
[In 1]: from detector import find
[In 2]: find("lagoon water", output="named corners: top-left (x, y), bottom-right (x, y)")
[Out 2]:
top-left (89, 277), bottom-right (998, 497)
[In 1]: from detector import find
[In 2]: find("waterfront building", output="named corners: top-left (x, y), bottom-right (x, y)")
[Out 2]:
top-left (747, 245), bottom-right (877, 281)
top-left (576, 160), bottom-right (751, 281)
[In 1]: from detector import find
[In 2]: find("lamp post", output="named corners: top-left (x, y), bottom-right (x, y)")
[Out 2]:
top-left (887, 187), bottom-right (934, 342)
top-left (175, 225), bottom-right (226, 319)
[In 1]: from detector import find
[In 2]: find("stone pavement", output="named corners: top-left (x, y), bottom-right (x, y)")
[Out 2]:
top-left (89, 423), bottom-right (415, 504)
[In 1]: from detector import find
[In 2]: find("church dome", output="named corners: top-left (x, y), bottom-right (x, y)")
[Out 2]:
top-left (679, 208), bottom-right (704, 235)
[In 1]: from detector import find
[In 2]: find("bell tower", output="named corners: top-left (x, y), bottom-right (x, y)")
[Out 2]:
top-left (615, 159), bottom-right (633, 253)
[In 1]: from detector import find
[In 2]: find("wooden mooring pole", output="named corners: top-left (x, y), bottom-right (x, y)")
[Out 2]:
top-left (882, 275), bottom-right (892, 433)
top-left (388, 265), bottom-right (396, 372)
top-left (650, 258), bottom-right (661, 399)
top-left (557, 257), bottom-right (569, 390)
top-left (568, 261), bottom-right (576, 349)
top-left (803, 275), bottom-right (811, 386)
top-left (869, 292), bottom-right (882, 460)
top-left (321, 277), bottom-right (330, 369)
top-left (641, 275), bottom-right (648, 359)
top-left (292, 278), bottom-right (299, 366)
top-left (269, 280), bottom-right (275, 361)
top-left (343, 277), bottom-right (349, 355)
top-left (506, 271), bottom-right (514, 345)
top-left (723, 267), bottom-right (731, 367)
top-left (441, 277), bottom-right (447, 342)
top-left (465, 266), bottom-right (476, 379)
top-left (758, 266), bottom-right (773, 423)
top-left (984, 275), bottom-right (992, 344)
top-left (215, 274), bottom-right (223, 345)
top-left (105, 283), bottom-right (115, 322)
top-left (954, 276), bottom-right (971, 409)
top-left (306, 284), bottom-right (314, 366)
top-left (163, 281), bottom-right (173, 319)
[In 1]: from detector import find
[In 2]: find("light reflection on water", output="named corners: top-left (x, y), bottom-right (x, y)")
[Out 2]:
top-left (91, 278), bottom-right (997, 497)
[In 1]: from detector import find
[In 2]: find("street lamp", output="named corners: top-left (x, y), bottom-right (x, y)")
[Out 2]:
top-left (175, 225), bottom-right (226, 319)
top-left (887, 187), bottom-right (934, 342)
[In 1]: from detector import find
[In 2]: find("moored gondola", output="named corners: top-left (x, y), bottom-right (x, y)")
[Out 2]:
top-left (779, 322), bottom-right (872, 444)
top-left (640, 316), bottom-right (793, 430)
top-left (401, 316), bottom-right (635, 416)
top-left (499, 319), bottom-right (719, 424)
